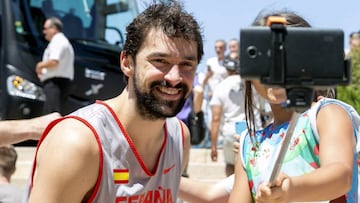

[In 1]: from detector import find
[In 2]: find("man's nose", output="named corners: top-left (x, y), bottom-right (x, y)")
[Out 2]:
top-left (164, 65), bottom-right (182, 86)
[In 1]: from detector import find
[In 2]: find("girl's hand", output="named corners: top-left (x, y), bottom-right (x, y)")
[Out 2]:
top-left (255, 173), bottom-right (291, 203)
top-left (233, 134), bottom-right (240, 154)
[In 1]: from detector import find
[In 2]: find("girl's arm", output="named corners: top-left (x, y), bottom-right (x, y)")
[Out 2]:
top-left (289, 103), bottom-right (354, 201)
top-left (228, 152), bottom-right (253, 203)
top-left (257, 103), bottom-right (355, 202)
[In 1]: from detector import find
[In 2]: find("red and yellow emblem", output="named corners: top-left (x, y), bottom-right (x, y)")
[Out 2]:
top-left (113, 169), bottom-right (129, 184)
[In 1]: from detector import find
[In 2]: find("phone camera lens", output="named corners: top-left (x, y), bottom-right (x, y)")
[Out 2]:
top-left (247, 46), bottom-right (257, 58)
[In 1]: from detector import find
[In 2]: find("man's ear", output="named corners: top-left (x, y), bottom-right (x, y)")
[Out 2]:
top-left (120, 52), bottom-right (134, 77)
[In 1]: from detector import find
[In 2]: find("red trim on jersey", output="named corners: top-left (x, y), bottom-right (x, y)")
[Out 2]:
top-left (96, 100), bottom-right (167, 177)
top-left (29, 117), bottom-right (64, 190)
top-left (177, 118), bottom-right (185, 148)
top-left (64, 116), bottom-right (104, 203)
top-left (28, 116), bottom-right (104, 203)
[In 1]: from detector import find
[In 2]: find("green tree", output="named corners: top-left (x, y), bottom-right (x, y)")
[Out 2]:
top-left (337, 45), bottom-right (360, 113)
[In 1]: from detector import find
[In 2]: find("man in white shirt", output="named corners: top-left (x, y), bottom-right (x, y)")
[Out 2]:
top-left (35, 17), bottom-right (74, 115)
top-left (209, 58), bottom-right (262, 176)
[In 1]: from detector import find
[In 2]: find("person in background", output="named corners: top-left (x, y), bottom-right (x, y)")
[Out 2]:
top-left (346, 31), bottom-right (360, 57)
top-left (201, 39), bottom-right (228, 148)
top-left (209, 57), bottom-right (262, 177)
top-left (25, 2), bottom-right (203, 202)
top-left (0, 145), bottom-right (23, 203)
top-left (0, 113), bottom-right (61, 146)
top-left (203, 39), bottom-right (228, 100)
top-left (35, 17), bottom-right (74, 115)
top-left (177, 74), bottom-right (204, 130)
top-left (176, 74), bottom-right (204, 178)
top-left (349, 32), bottom-right (360, 51)
top-left (226, 38), bottom-right (239, 60)
top-left (41, 0), bottom-right (59, 18)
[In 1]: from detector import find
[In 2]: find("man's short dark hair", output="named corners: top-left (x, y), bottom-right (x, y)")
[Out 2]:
top-left (122, 1), bottom-right (204, 66)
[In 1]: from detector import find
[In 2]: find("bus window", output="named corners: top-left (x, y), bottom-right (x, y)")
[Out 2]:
top-left (27, 0), bottom-right (138, 45)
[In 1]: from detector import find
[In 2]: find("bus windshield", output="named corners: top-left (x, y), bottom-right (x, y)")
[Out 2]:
top-left (27, 0), bottom-right (139, 45)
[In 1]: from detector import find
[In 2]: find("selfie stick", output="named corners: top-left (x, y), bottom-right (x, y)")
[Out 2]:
top-left (267, 111), bottom-right (299, 187)
top-left (265, 17), bottom-right (301, 186)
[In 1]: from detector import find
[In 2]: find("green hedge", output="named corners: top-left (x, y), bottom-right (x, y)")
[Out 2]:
top-left (337, 45), bottom-right (360, 113)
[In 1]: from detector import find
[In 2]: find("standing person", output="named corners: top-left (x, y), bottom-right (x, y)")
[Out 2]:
top-left (209, 57), bottom-right (262, 177)
top-left (0, 113), bottom-right (60, 146)
top-left (35, 17), bottom-right (74, 115)
top-left (202, 39), bottom-right (228, 147)
top-left (176, 74), bottom-right (204, 179)
top-left (177, 74), bottom-right (204, 129)
top-left (0, 145), bottom-right (23, 203)
top-left (203, 39), bottom-right (228, 99)
top-left (226, 38), bottom-right (239, 60)
top-left (229, 11), bottom-right (359, 203)
top-left (349, 31), bottom-right (360, 51)
top-left (25, 2), bottom-right (203, 203)
top-left (346, 31), bottom-right (360, 57)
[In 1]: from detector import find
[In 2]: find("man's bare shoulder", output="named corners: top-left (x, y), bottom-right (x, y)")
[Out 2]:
top-left (38, 117), bottom-right (99, 160)
top-left (29, 118), bottom-right (100, 202)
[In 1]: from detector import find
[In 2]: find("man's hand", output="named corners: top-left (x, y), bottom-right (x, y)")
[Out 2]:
top-left (35, 62), bottom-right (44, 77)
top-left (210, 147), bottom-right (218, 161)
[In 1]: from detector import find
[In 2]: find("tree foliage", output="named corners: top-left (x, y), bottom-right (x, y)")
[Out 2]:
top-left (337, 45), bottom-right (360, 113)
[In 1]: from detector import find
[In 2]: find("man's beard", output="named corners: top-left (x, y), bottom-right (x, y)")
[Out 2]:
top-left (133, 75), bottom-right (188, 120)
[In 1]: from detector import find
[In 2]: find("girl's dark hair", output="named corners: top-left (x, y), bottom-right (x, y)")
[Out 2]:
top-left (244, 10), bottom-right (335, 138)
top-left (122, 1), bottom-right (204, 83)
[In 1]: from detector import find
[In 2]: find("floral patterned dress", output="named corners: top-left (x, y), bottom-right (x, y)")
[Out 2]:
top-left (239, 98), bottom-right (359, 202)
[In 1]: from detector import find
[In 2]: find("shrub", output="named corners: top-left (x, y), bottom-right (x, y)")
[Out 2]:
top-left (337, 45), bottom-right (360, 113)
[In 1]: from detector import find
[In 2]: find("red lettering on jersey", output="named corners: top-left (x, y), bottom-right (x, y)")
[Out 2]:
top-left (143, 190), bottom-right (153, 202)
top-left (115, 196), bottom-right (126, 203)
top-left (116, 188), bottom-right (173, 203)
top-left (128, 195), bottom-right (139, 203)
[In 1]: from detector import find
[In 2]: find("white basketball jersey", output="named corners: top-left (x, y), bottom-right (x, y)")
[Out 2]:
top-left (25, 101), bottom-right (184, 203)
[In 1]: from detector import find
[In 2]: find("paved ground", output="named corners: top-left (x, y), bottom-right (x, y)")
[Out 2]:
top-left (13, 147), bottom-right (227, 189)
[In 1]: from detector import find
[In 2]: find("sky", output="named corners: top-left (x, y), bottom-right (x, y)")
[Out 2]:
top-left (147, 0), bottom-right (360, 73)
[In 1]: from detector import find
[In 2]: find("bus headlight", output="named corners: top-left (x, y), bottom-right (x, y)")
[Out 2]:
top-left (7, 75), bottom-right (46, 101)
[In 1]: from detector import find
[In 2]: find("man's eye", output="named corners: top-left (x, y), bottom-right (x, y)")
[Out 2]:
top-left (181, 62), bottom-right (194, 67)
top-left (152, 59), bottom-right (168, 64)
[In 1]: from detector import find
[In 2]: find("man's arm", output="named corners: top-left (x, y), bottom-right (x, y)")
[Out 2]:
top-left (201, 66), bottom-right (213, 89)
top-left (35, 59), bottom-right (59, 76)
top-left (210, 105), bottom-right (222, 162)
top-left (0, 112), bottom-right (61, 146)
top-left (28, 118), bottom-right (100, 203)
top-left (179, 177), bottom-right (230, 203)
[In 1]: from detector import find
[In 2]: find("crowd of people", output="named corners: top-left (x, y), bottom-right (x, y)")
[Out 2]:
top-left (1, 1), bottom-right (360, 203)
top-left (191, 37), bottom-right (272, 178)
